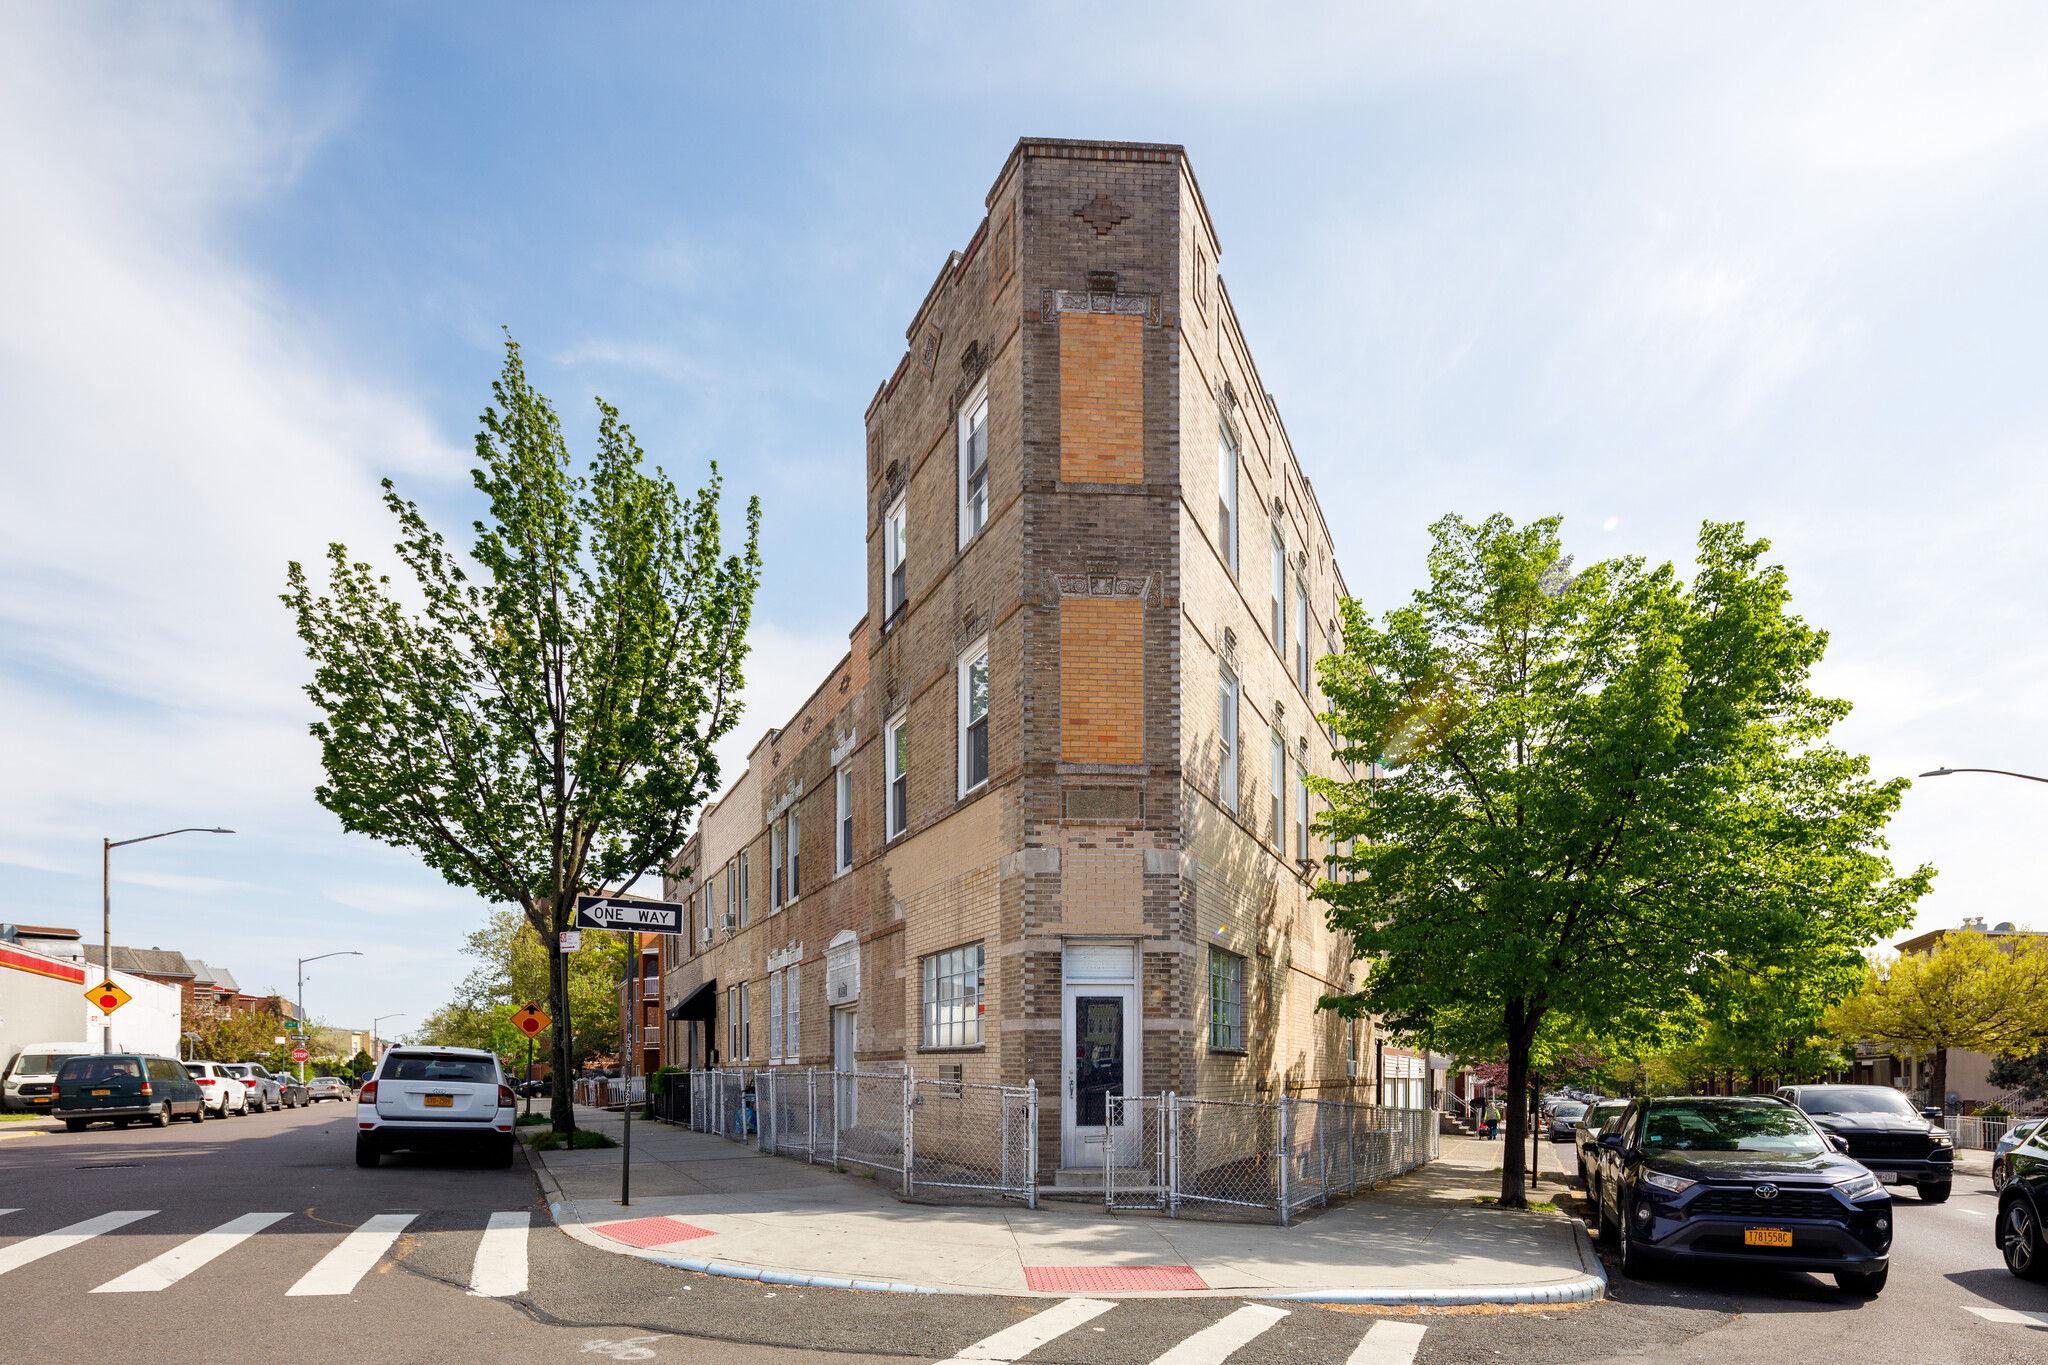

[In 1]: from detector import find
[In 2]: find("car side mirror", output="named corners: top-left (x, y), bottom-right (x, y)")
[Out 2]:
top-left (1826, 1134), bottom-right (1849, 1153)
top-left (1920, 1108), bottom-right (1943, 1122)
top-left (1599, 1131), bottom-right (1625, 1151)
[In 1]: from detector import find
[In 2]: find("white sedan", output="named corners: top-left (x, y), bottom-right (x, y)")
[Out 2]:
top-left (184, 1061), bottom-right (249, 1117)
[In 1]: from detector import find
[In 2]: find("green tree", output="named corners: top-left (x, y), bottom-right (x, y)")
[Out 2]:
top-left (189, 1006), bottom-right (293, 1063)
top-left (413, 908), bottom-right (624, 1066)
top-left (285, 337), bottom-right (758, 1135)
top-left (1827, 930), bottom-right (2048, 1105)
top-left (1313, 515), bottom-right (1929, 1205)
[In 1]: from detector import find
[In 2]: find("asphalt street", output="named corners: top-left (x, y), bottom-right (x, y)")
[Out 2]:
top-left (0, 1107), bottom-right (2043, 1365)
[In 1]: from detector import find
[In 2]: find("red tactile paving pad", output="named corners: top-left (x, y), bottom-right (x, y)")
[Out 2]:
top-left (594, 1216), bottom-right (717, 1249)
top-left (1023, 1265), bottom-right (1208, 1292)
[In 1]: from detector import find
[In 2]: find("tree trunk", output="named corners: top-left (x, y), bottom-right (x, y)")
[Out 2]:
top-left (1930, 1048), bottom-right (1948, 1113)
top-left (1499, 1000), bottom-right (1537, 1208)
top-left (548, 909), bottom-right (576, 1138)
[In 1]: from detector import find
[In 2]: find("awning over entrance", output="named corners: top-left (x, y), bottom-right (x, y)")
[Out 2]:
top-left (668, 979), bottom-right (717, 1024)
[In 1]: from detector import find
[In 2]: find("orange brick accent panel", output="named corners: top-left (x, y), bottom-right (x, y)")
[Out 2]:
top-left (595, 1216), bottom-right (717, 1248)
top-left (1023, 1265), bottom-right (1208, 1291)
top-left (1061, 596), bottom-right (1144, 763)
top-left (1058, 312), bottom-right (1143, 483)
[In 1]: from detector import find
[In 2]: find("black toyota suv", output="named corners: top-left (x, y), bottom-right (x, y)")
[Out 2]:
top-left (1776, 1085), bottom-right (1955, 1203)
top-left (1595, 1094), bottom-right (1892, 1295)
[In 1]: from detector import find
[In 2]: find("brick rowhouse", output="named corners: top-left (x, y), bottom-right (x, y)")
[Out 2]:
top-left (657, 138), bottom-right (1404, 1180)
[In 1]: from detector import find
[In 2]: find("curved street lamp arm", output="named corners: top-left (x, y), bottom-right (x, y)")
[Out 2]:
top-left (1919, 767), bottom-right (2048, 785)
top-left (108, 827), bottom-right (235, 850)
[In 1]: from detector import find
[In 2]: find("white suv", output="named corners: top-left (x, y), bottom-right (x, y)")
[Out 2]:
top-left (185, 1061), bottom-right (250, 1117)
top-left (355, 1046), bottom-right (515, 1168)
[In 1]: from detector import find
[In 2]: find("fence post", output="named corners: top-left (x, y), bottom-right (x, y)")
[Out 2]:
top-left (832, 1069), bottom-right (841, 1171)
top-left (806, 1068), bottom-right (816, 1164)
top-left (1166, 1092), bottom-right (1179, 1219)
top-left (1347, 1103), bottom-right (1358, 1196)
top-left (1317, 1101), bottom-right (1329, 1207)
top-left (1277, 1096), bottom-right (1291, 1226)
top-left (902, 1069), bottom-right (915, 1198)
top-left (1026, 1078), bottom-right (1039, 1210)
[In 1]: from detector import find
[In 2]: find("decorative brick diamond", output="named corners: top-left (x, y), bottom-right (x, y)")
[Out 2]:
top-left (1074, 194), bottom-right (1130, 235)
top-left (594, 1216), bottom-right (717, 1249)
top-left (1023, 1265), bottom-right (1208, 1291)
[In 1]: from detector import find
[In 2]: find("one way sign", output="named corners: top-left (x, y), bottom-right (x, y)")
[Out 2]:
top-left (574, 894), bottom-right (686, 935)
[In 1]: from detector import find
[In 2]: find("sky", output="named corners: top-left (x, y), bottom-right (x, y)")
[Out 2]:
top-left (3, 3), bottom-right (2046, 1034)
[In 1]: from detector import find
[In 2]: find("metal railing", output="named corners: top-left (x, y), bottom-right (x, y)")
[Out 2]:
top-left (684, 1068), bottom-right (1039, 1207)
top-left (1944, 1113), bottom-right (2014, 1150)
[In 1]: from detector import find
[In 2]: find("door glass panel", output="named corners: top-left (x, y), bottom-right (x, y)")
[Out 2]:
top-left (1075, 995), bottom-right (1125, 1127)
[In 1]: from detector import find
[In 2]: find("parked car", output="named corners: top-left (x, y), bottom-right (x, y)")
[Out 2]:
top-left (1594, 1094), bottom-right (1891, 1295)
top-left (1993, 1117), bottom-right (2046, 1193)
top-left (1575, 1098), bottom-right (1631, 1196)
top-left (2, 1041), bottom-right (93, 1114)
top-left (1996, 1116), bottom-right (2048, 1280)
top-left (1776, 1084), bottom-right (1955, 1203)
top-left (355, 1046), bottom-right (516, 1168)
top-left (1549, 1100), bottom-right (1590, 1142)
top-left (306, 1075), bottom-right (351, 1103)
top-left (221, 1063), bottom-right (284, 1112)
top-left (185, 1061), bottom-right (250, 1116)
top-left (275, 1070), bottom-right (309, 1108)
top-left (54, 1054), bottom-right (206, 1129)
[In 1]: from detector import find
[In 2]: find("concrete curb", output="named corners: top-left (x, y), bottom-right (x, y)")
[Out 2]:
top-left (530, 1137), bottom-right (1614, 1305)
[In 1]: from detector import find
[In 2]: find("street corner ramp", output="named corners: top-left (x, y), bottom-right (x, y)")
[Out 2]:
top-left (1022, 1265), bottom-right (1208, 1292)
top-left (594, 1216), bottom-right (717, 1249)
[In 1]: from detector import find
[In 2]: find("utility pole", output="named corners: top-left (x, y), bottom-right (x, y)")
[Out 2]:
top-left (100, 827), bottom-right (233, 1054)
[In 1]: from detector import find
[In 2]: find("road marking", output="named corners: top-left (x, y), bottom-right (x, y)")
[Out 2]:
top-left (0, 1210), bottom-right (155, 1278)
top-left (1349, 1321), bottom-right (1428, 1365)
top-left (469, 1211), bottom-right (529, 1297)
top-left (579, 1339), bottom-right (661, 1359)
top-left (948, 1296), bottom-right (1117, 1361)
top-left (92, 1212), bottom-right (289, 1293)
top-left (285, 1213), bottom-right (417, 1296)
top-left (0, 1209), bottom-right (18, 1217)
top-left (1147, 1304), bottom-right (1289, 1365)
top-left (1966, 1306), bottom-right (2048, 1327)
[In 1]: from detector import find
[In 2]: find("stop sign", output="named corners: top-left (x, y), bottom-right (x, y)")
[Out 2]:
top-left (291, 1047), bottom-right (309, 1062)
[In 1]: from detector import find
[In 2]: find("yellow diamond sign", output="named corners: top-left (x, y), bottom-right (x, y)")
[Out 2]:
top-left (86, 979), bottom-right (132, 1014)
top-left (511, 1002), bottom-right (551, 1038)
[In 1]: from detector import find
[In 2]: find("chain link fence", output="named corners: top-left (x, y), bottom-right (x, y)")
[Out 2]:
top-left (672, 1070), bottom-right (1433, 1223)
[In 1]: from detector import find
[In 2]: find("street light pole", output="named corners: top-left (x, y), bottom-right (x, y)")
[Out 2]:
top-left (1920, 766), bottom-right (2048, 785)
top-left (297, 950), bottom-right (364, 1083)
top-left (101, 827), bottom-right (234, 1054)
top-left (371, 1014), bottom-right (404, 1065)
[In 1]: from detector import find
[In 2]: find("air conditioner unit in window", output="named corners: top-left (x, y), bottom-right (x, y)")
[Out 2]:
top-left (721, 912), bottom-right (737, 935)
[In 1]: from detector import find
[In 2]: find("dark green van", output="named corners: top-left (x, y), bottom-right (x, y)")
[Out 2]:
top-left (55, 1054), bottom-right (206, 1130)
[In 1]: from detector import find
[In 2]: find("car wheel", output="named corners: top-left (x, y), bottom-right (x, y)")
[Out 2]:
top-left (1596, 1199), bottom-right (1618, 1246)
top-left (1835, 1266), bottom-right (1886, 1296)
top-left (65, 1119), bottom-right (86, 1132)
top-left (1992, 1161), bottom-right (2007, 1193)
top-left (2005, 1199), bottom-right (2047, 1282)
top-left (1918, 1181), bottom-right (1952, 1204)
top-left (1619, 1203), bottom-right (1657, 1279)
top-left (189, 1104), bottom-right (206, 1124)
top-left (151, 1103), bottom-right (170, 1129)
top-left (355, 1137), bottom-right (381, 1169)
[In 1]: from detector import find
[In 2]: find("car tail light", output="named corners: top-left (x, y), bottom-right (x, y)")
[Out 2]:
top-left (140, 1083), bottom-right (153, 1096)
top-left (197, 1078), bottom-right (216, 1086)
top-left (359, 1081), bottom-right (377, 1103)
top-left (498, 1085), bottom-right (515, 1108)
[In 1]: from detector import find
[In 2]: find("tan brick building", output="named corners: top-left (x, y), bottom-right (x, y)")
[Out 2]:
top-left (659, 138), bottom-right (1392, 1178)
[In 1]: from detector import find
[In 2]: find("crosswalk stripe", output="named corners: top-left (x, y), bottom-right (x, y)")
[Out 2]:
top-left (948, 1296), bottom-right (1116, 1361)
top-left (1147, 1304), bottom-right (1289, 1365)
top-left (0, 1210), bottom-right (19, 1217)
top-left (1348, 1321), bottom-right (1428, 1365)
top-left (92, 1212), bottom-right (289, 1293)
top-left (0, 1211), bottom-right (156, 1278)
top-left (468, 1211), bottom-right (529, 1297)
top-left (285, 1213), bottom-right (417, 1296)
top-left (1966, 1305), bottom-right (2048, 1327)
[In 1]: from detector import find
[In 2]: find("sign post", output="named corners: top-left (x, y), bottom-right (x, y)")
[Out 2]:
top-left (572, 897), bottom-right (686, 1210)
top-left (512, 1002), bottom-right (551, 1120)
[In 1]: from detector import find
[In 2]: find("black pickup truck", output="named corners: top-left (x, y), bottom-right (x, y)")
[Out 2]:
top-left (1776, 1084), bottom-right (1955, 1202)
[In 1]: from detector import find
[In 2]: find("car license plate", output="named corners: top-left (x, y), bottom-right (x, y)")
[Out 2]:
top-left (1871, 1171), bottom-right (1898, 1183)
top-left (91, 1089), bottom-right (111, 1096)
top-left (1744, 1228), bottom-right (1793, 1248)
top-left (424, 1094), bottom-right (454, 1108)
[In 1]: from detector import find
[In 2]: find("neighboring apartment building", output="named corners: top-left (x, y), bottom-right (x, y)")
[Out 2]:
top-left (658, 137), bottom-right (1384, 1178)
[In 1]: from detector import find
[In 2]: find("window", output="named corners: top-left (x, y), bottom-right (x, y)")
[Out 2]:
top-left (1218, 666), bottom-right (1238, 813)
top-left (729, 860), bottom-right (744, 929)
top-left (1271, 528), bottom-right (1286, 647)
top-left (1209, 948), bottom-right (1245, 1051)
top-left (739, 981), bottom-right (751, 1060)
top-left (1270, 730), bottom-right (1286, 845)
top-left (785, 963), bottom-right (800, 1062)
top-left (725, 985), bottom-right (737, 1061)
top-left (769, 971), bottom-right (784, 1061)
top-left (921, 942), bottom-right (985, 1048)
top-left (786, 810), bottom-right (800, 901)
top-left (960, 646), bottom-right (990, 795)
top-left (886, 496), bottom-right (908, 617)
top-left (738, 851), bottom-right (749, 922)
top-left (1296, 576), bottom-right (1310, 693)
top-left (1296, 763), bottom-right (1310, 862)
top-left (695, 894), bottom-right (708, 948)
top-left (960, 387), bottom-right (990, 545)
top-left (770, 821), bottom-right (784, 909)
top-left (886, 713), bottom-right (908, 839)
top-left (836, 767), bottom-right (853, 874)
top-left (1217, 425), bottom-right (1238, 575)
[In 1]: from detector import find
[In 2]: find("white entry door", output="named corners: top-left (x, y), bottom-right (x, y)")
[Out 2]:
top-left (833, 1006), bottom-right (857, 1126)
top-left (1059, 942), bottom-right (1142, 1170)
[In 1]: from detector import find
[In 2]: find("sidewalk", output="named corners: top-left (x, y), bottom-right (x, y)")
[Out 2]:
top-left (526, 1107), bottom-right (1607, 1304)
